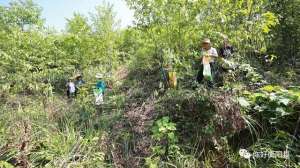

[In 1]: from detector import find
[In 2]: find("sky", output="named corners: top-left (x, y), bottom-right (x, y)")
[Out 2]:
top-left (0, 0), bottom-right (135, 30)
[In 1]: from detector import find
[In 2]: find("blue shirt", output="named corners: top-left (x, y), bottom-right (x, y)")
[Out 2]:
top-left (95, 80), bottom-right (106, 93)
top-left (75, 79), bottom-right (85, 87)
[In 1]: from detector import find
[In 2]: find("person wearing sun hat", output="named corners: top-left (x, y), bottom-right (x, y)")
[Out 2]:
top-left (74, 73), bottom-right (85, 96)
top-left (196, 38), bottom-right (219, 88)
top-left (74, 73), bottom-right (85, 86)
top-left (94, 73), bottom-right (107, 105)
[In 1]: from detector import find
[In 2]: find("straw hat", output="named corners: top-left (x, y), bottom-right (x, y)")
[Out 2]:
top-left (95, 73), bottom-right (104, 79)
top-left (202, 38), bottom-right (211, 44)
top-left (74, 73), bottom-right (82, 79)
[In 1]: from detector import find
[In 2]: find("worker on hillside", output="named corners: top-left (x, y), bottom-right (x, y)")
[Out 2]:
top-left (196, 38), bottom-right (218, 88)
top-left (74, 73), bottom-right (85, 95)
top-left (217, 37), bottom-right (236, 86)
top-left (94, 73), bottom-right (107, 105)
top-left (219, 37), bottom-right (234, 59)
top-left (66, 78), bottom-right (76, 99)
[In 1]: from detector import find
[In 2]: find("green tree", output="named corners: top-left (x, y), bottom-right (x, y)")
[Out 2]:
top-left (125, 0), bottom-right (277, 76)
top-left (66, 13), bottom-right (91, 35)
top-left (90, 2), bottom-right (121, 70)
top-left (0, 0), bottom-right (43, 30)
top-left (268, 0), bottom-right (300, 66)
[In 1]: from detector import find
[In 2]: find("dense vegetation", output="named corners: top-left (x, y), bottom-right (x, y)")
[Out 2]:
top-left (0, 0), bottom-right (299, 167)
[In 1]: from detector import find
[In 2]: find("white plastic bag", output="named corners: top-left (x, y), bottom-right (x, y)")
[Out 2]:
top-left (203, 63), bottom-right (212, 81)
top-left (95, 92), bottom-right (104, 105)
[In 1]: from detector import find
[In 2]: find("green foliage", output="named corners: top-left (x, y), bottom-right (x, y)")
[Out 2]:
top-left (0, 161), bottom-right (14, 168)
top-left (66, 13), bottom-right (91, 34)
top-left (241, 85), bottom-right (300, 124)
top-left (0, 0), bottom-right (43, 30)
top-left (145, 157), bottom-right (160, 168)
top-left (238, 63), bottom-right (264, 83)
top-left (146, 117), bottom-right (180, 167)
top-left (151, 117), bottom-right (179, 156)
top-left (0, 1), bottom-right (123, 167)
top-left (126, 0), bottom-right (279, 68)
top-left (261, 11), bottom-right (279, 33)
top-left (267, 0), bottom-right (300, 66)
top-left (152, 117), bottom-right (177, 141)
top-left (245, 130), bottom-right (300, 167)
top-left (0, 0), bottom-right (299, 167)
top-left (0, 1), bottom-right (121, 95)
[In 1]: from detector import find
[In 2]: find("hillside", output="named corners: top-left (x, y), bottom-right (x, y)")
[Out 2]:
top-left (1, 0), bottom-right (300, 168)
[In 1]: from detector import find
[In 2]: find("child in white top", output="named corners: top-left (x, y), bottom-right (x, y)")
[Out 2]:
top-left (67, 79), bottom-right (76, 98)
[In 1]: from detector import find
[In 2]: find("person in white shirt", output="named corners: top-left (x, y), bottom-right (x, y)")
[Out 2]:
top-left (66, 78), bottom-right (76, 98)
top-left (196, 38), bottom-right (218, 87)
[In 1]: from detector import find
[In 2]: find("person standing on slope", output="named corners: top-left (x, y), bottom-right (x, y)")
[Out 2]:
top-left (219, 37), bottom-right (234, 59)
top-left (74, 73), bottom-right (85, 96)
top-left (66, 78), bottom-right (76, 99)
top-left (217, 37), bottom-right (236, 86)
top-left (196, 38), bottom-right (219, 88)
top-left (94, 73), bottom-right (107, 105)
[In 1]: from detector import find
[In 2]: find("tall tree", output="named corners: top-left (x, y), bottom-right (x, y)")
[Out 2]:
top-left (125, 0), bottom-right (278, 71)
top-left (268, 0), bottom-right (300, 66)
top-left (90, 2), bottom-right (121, 70)
top-left (66, 13), bottom-right (91, 35)
top-left (0, 0), bottom-right (43, 30)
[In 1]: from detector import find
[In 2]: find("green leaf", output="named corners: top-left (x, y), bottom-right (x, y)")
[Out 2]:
top-left (238, 97), bottom-right (250, 107)
top-left (278, 98), bottom-right (290, 106)
top-left (261, 85), bottom-right (282, 92)
top-left (0, 161), bottom-right (14, 168)
top-left (276, 107), bottom-right (288, 116)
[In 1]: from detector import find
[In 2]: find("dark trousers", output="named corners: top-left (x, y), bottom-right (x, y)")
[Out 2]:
top-left (67, 90), bottom-right (71, 98)
top-left (197, 63), bottom-right (216, 87)
top-left (67, 89), bottom-right (77, 98)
